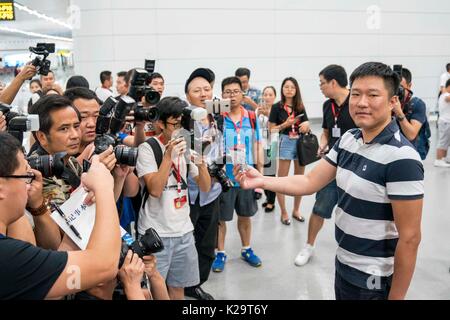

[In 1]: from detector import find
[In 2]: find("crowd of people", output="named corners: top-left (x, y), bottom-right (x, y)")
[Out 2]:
top-left (0, 59), bottom-right (448, 300)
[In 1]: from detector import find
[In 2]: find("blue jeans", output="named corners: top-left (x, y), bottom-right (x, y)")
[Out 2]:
top-left (334, 272), bottom-right (390, 300)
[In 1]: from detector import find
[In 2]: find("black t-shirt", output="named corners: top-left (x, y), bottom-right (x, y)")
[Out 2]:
top-left (269, 101), bottom-right (309, 136)
top-left (0, 233), bottom-right (68, 300)
top-left (322, 95), bottom-right (357, 152)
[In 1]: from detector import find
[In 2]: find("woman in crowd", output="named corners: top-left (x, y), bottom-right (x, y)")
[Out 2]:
top-left (268, 77), bottom-right (310, 225)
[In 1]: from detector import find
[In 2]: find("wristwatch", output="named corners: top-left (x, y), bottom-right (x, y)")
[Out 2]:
top-left (396, 114), bottom-right (406, 121)
top-left (26, 198), bottom-right (50, 217)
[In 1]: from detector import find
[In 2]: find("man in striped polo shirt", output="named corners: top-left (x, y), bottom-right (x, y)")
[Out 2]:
top-left (234, 62), bottom-right (424, 300)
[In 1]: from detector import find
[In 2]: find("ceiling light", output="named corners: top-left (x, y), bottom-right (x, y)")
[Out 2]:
top-left (0, 25), bottom-right (73, 42)
top-left (14, 2), bottom-right (73, 30)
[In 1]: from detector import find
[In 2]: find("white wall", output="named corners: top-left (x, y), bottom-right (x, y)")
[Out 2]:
top-left (72, 0), bottom-right (450, 118)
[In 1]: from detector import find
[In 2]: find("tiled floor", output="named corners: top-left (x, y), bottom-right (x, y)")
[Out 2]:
top-left (202, 121), bottom-right (450, 300)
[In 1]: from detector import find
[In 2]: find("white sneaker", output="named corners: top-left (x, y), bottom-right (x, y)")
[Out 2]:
top-left (434, 159), bottom-right (450, 168)
top-left (294, 244), bottom-right (314, 266)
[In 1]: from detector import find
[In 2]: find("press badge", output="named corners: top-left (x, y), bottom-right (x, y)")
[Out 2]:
top-left (174, 195), bottom-right (187, 209)
top-left (332, 127), bottom-right (341, 138)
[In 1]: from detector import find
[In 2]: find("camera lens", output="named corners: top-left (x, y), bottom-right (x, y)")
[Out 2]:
top-left (145, 89), bottom-right (161, 105)
top-left (114, 145), bottom-right (138, 166)
top-left (28, 153), bottom-right (65, 178)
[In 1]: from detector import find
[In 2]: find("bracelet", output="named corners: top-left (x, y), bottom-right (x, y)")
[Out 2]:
top-left (396, 114), bottom-right (406, 122)
top-left (26, 198), bottom-right (50, 217)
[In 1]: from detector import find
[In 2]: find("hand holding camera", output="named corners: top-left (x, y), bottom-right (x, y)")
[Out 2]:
top-left (164, 137), bottom-right (186, 160)
top-left (118, 250), bottom-right (145, 293)
top-left (17, 63), bottom-right (37, 82)
top-left (26, 169), bottom-right (44, 210)
top-left (233, 165), bottom-right (265, 190)
top-left (81, 155), bottom-right (114, 194)
top-left (97, 145), bottom-right (117, 171)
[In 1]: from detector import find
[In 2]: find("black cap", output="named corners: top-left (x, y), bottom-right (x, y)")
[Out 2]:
top-left (184, 68), bottom-right (215, 93)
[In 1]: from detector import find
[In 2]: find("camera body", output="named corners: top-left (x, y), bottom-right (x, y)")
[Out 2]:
top-left (27, 152), bottom-right (66, 178)
top-left (205, 98), bottom-right (231, 115)
top-left (29, 43), bottom-right (55, 76)
top-left (207, 156), bottom-right (234, 192)
top-left (393, 64), bottom-right (413, 113)
top-left (119, 228), bottom-right (164, 268)
top-left (0, 102), bottom-right (40, 143)
top-left (128, 68), bottom-right (161, 106)
top-left (92, 96), bottom-right (139, 167)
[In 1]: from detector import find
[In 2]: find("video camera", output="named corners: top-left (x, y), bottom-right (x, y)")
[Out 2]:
top-left (92, 96), bottom-right (139, 168)
top-left (29, 43), bottom-right (55, 76)
top-left (0, 102), bottom-right (39, 144)
top-left (120, 228), bottom-right (164, 268)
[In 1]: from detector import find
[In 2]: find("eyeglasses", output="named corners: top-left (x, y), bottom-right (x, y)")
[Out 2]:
top-left (223, 90), bottom-right (242, 96)
top-left (0, 173), bottom-right (36, 184)
top-left (166, 121), bottom-right (182, 129)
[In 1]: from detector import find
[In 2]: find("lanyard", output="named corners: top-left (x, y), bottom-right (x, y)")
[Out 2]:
top-left (284, 104), bottom-right (296, 133)
top-left (224, 107), bottom-right (245, 145)
top-left (331, 102), bottom-right (341, 126)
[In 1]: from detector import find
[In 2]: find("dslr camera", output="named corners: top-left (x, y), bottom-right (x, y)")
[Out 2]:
top-left (27, 152), bottom-right (66, 178)
top-left (92, 96), bottom-right (139, 168)
top-left (128, 68), bottom-right (161, 106)
top-left (393, 65), bottom-right (414, 113)
top-left (120, 228), bottom-right (164, 268)
top-left (29, 43), bottom-right (55, 76)
top-left (0, 102), bottom-right (39, 144)
top-left (207, 155), bottom-right (234, 192)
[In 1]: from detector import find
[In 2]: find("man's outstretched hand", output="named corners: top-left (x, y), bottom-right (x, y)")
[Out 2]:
top-left (233, 165), bottom-right (265, 190)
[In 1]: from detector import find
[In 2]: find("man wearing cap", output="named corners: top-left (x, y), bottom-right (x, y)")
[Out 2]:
top-left (184, 68), bottom-right (221, 300)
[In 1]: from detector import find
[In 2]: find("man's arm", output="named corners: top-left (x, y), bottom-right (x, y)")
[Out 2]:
top-left (122, 171), bottom-right (140, 198)
top-left (6, 215), bottom-right (36, 246)
top-left (389, 199), bottom-right (423, 300)
top-left (45, 156), bottom-right (121, 299)
top-left (133, 122), bottom-right (147, 147)
top-left (192, 163), bottom-right (211, 193)
top-left (397, 118), bottom-right (423, 142)
top-left (0, 64), bottom-right (37, 104)
top-left (235, 158), bottom-right (337, 196)
top-left (253, 141), bottom-right (264, 174)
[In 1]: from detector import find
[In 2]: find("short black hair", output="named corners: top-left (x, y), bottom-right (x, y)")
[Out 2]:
top-left (29, 95), bottom-right (81, 137)
top-left (221, 77), bottom-right (243, 92)
top-left (64, 87), bottom-right (102, 105)
top-left (40, 70), bottom-right (54, 78)
top-left (29, 79), bottom-right (42, 88)
top-left (0, 132), bottom-right (23, 177)
top-left (66, 75), bottom-right (90, 90)
top-left (349, 62), bottom-right (400, 98)
top-left (319, 64), bottom-right (348, 88)
top-left (446, 63), bottom-right (450, 72)
top-left (401, 68), bottom-right (412, 84)
top-left (235, 68), bottom-right (251, 78)
top-left (446, 79), bottom-right (450, 88)
top-left (155, 97), bottom-right (187, 124)
top-left (117, 71), bottom-right (127, 78)
top-left (148, 72), bottom-right (164, 84)
top-left (100, 71), bottom-right (112, 84)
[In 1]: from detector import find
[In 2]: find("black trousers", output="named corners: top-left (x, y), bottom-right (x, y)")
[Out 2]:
top-left (186, 196), bottom-right (220, 288)
top-left (264, 174), bottom-right (276, 205)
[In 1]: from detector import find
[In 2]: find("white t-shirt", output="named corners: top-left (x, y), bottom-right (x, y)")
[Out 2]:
top-left (440, 72), bottom-right (450, 88)
top-left (136, 138), bottom-right (198, 237)
top-left (95, 87), bottom-right (113, 102)
top-left (439, 92), bottom-right (450, 123)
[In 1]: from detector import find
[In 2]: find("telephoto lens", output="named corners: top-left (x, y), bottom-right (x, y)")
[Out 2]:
top-left (114, 145), bottom-right (139, 167)
top-left (27, 152), bottom-right (66, 178)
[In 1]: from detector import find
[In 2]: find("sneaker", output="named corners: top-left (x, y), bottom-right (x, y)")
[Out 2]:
top-left (294, 244), bottom-right (314, 266)
top-left (241, 248), bottom-right (262, 267)
top-left (434, 159), bottom-right (450, 168)
top-left (212, 252), bottom-right (227, 272)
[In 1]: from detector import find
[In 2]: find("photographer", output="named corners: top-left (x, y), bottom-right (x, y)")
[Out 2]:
top-left (0, 64), bottom-right (37, 105)
top-left (148, 72), bottom-right (165, 97)
top-left (184, 68), bottom-right (222, 300)
top-left (392, 67), bottom-right (430, 160)
top-left (116, 71), bottom-right (129, 97)
top-left (0, 132), bottom-right (121, 299)
top-left (235, 67), bottom-right (261, 111)
top-left (212, 77), bottom-right (264, 273)
top-left (235, 62), bottom-right (424, 300)
top-left (28, 95), bottom-right (83, 206)
top-left (64, 87), bottom-right (140, 201)
top-left (136, 97), bottom-right (211, 300)
top-left (41, 70), bottom-right (56, 92)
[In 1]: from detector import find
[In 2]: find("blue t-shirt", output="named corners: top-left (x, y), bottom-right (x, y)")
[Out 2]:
top-left (402, 97), bottom-right (430, 159)
top-left (223, 107), bottom-right (262, 186)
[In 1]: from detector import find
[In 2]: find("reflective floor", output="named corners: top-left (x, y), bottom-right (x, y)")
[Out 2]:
top-left (203, 121), bottom-right (450, 300)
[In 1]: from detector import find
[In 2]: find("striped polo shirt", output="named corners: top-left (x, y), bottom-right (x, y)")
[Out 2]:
top-left (325, 120), bottom-right (424, 289)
